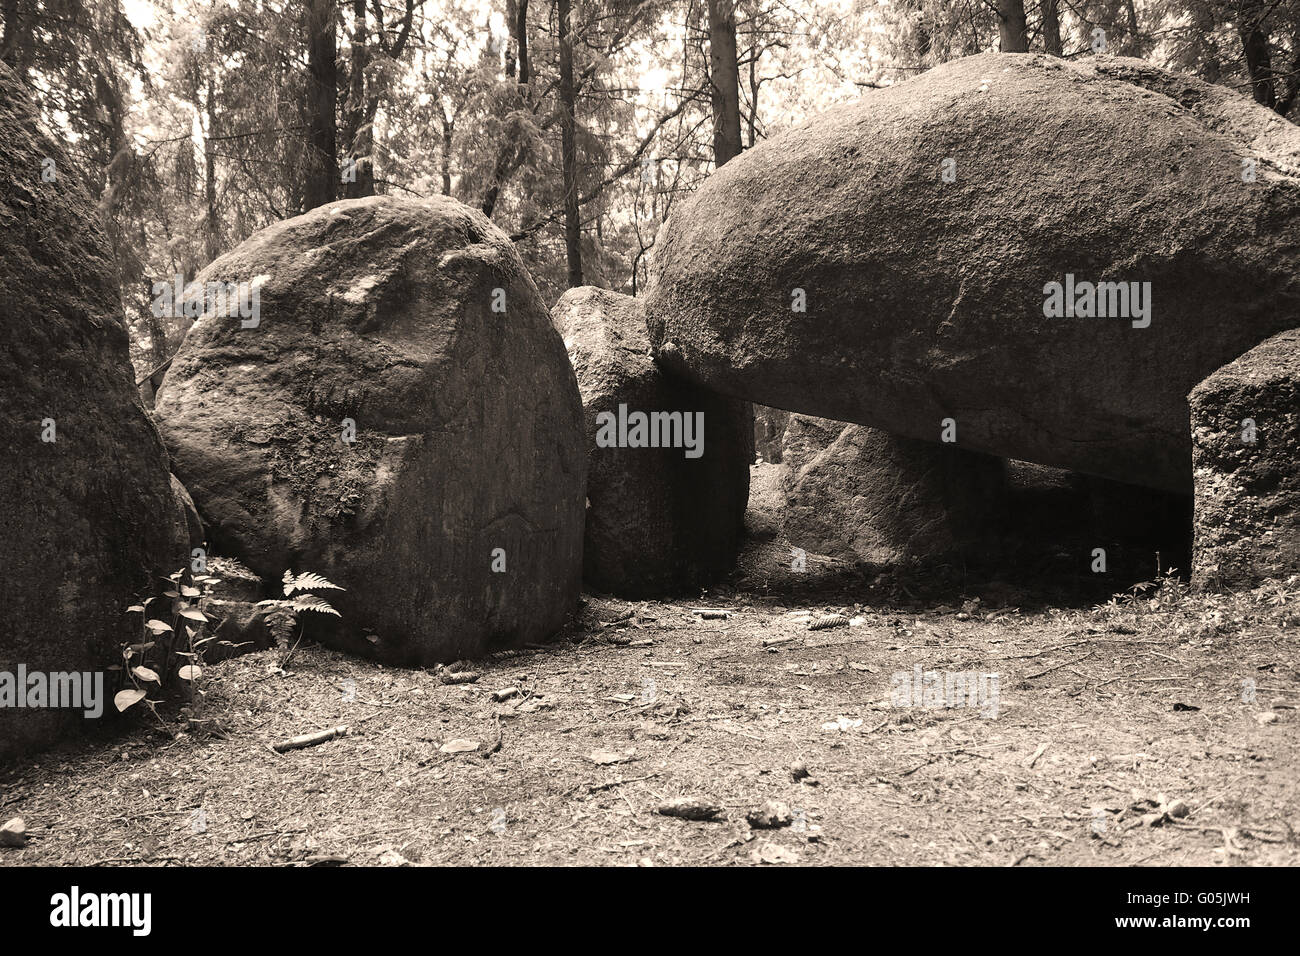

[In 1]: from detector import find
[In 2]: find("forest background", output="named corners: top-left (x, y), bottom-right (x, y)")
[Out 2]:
top-left (2, 0), bottom-right (1296, 387)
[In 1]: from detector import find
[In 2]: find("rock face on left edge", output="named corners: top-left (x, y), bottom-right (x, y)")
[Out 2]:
top-left (155, 196), bottom-right (586, 665)
top-left (554, 287), bottom-right (751, 597)
top-left (0, 63), bottom-right (188, 761)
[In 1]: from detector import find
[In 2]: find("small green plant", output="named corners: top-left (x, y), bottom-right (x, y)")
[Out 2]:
top-left (258, 569), bottom-right (344, 667)
top-left (119, 567), bottom-right (221, 724)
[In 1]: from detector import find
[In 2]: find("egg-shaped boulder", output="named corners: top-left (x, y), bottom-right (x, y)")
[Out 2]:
top-left (645, 53), bottom-right (1300, 493)
top-left (156, 196), bottom-right (586, 665)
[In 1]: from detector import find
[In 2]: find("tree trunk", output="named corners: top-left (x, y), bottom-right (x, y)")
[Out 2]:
top-left (481, 0), bottom-right (530, 218)
top-left (1278, 24), bottom-right (1300, 116)
top-left (747, 39), bottom-right (758, 148)
top-left (137, 213), bottom-right (168, 406)
top-left (143, 301), bottom-right (169, 406)
top-left (558, 0), bottom-right (582, 287)
top-left (995, 0), bottom-right (1028, 53)
top-left (515, 0), bottom-right (530, 84)
top-left (707, 0), bottom-right (742, 167)
top-left (204, 72), bottom-right (219, 264)
top-left (1040, 0), bottom-right (1062, 56)
top-left (344, 0), bottom-right (374, 198)
top-left (504, 0), bottom-right (517, 78)
top-left (1123, 0), bottom-right (1142, 56)
top-left (441, 111), bottom-right (454, 196)
top-left (304, 0), bottom-right (338, 212)
top-left (1240, 0), bottom-right (1277, 110)
top-left (0, 0), bottom-right (25, 69)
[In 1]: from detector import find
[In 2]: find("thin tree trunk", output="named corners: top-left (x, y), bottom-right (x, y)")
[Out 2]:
top-left (558, 0), bottom-right (582, 287)
top-left (995, 0), bottom-right (1028, 53)
top-left (203, 72), bottom-right (219, 263)
top-left (481, 146), bottom-right (516, 219)
top-left (515, 0), bottom-right (530, 84)
top-left (1040, 0), bottom-right (1062, 56)
top-left (344, 0), bottom-right (374, 197)
top-left (504, 0), bottom-right (517, 78)
top-left (747, 41), bottom-right (758, 148)
top-left (707, 0), bottom-right (742, 167)
top-left (482, 0), bottom-right (530, 218)
top-left (1278, 25), bottom-right (1300, 116)
top-left (441, 111), bottom-right (454, 196)
top-left (0, 0), bottom-right (24, 69)
top-left (144, 301), bottom-right (169, 405)
top-left (304, 0), bottom-right (338, 211)
top-left (139, 212), bottom-right (168, 406)
top-left (1240, 0), bottom-right (1277, 109)
top-left (1123, 0), bottom-right (1142, 55)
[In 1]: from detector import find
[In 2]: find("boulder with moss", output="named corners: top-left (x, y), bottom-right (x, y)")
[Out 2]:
top-left (156, 196), bottom-right (586, 664)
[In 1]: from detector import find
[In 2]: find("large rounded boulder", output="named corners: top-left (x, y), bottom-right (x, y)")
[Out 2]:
top-left (645, 53), bottom-right (1300, 493)
top-left (0, 64), bottom-right (188, 759)
top-left (554, 287), bottom-right (751, 597)
top-left (155, 196), bottom-right (586, 665)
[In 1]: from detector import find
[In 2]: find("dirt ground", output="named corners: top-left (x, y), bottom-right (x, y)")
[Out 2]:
top-left (2, 466), bottom-right (1298, 867)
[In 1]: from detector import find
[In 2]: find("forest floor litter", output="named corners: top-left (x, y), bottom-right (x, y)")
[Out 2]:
top-left (3, 467), bottom-right (1297, 866)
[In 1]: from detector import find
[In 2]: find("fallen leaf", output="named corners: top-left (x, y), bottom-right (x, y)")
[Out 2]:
top-left (589, 748), bottom-right (635, 766)
top-left (821, 716), bottom-right (863, 732)
top-left (439, 739), bottom-right (480, 754)
top-left (751, 842), bottom-right (799, 864)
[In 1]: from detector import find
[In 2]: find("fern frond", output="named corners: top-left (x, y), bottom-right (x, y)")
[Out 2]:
top-left (291, 594), bottom-right (341, 617)
top-left (287, 571), bottom-right (345, 594)
top-left (261, 602), bottom-right (298, 645)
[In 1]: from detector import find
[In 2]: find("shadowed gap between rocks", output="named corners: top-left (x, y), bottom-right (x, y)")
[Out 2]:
top-left (742, 408), bottom-right (1193, 610)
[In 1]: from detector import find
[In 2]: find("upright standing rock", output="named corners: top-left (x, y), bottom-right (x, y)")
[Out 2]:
top-left (0, 64), bottom-right (188, 760)
top-left (1190, 329), bottom-right (1300, 589)
top-left (555, 287), bottom-right (751, 597)
top-left (156, 196), bottom-right (586, 664)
